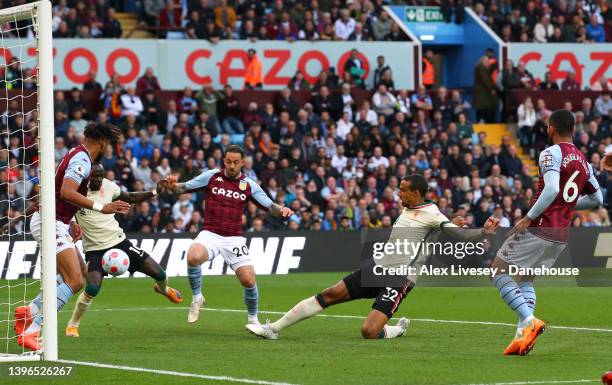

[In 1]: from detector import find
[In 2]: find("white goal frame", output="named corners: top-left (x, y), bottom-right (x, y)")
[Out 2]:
top-left (0, 0), bottom-right (56, 362)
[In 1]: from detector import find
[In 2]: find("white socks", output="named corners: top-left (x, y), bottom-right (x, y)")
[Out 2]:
top-left (68, 292), bottom-right (93, 327)
top-left (381, 324), bottom-right (405, 339)
top-left (271, 296), bottom-right (323, 332)
top-left (193, 293), bottom-right (204, 303)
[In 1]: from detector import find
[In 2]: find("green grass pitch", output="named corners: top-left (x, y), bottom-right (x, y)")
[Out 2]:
top-left (1, 273), bottom-right (611, 385)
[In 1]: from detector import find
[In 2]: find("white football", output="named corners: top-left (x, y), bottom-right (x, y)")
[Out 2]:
top-left (101, 248), bottom-right (130, 277)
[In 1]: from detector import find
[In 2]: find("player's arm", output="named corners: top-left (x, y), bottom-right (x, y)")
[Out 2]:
top-left (525, 171), bottom-right (560, 220)
top-left (166, 169), bottom-right (219, 194)
top-left (508, 148), bottom-right (560, 237)
top-left (575, 163), bottom-right (603, 210)
top-left (439, 216), bottom-right (500, 241)
top-left (116, 190), bottom-right (157, 204)
top-left (62, 153), bottom-right (130, 214)
top-left (249, 179), bottom-right (293, 217)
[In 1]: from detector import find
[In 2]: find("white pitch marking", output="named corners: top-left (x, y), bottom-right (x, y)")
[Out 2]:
top-left (56, 359), bottom-right (299, 385)
top-left (82, 306), bottom-right (612, 333)
top-left (464, 379), bottom-right (598, 385)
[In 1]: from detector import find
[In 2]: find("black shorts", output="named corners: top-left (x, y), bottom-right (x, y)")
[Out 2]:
top-left (85, 239), bottom-right (149, 276)
top-left (342, 269), bottom-right (414, 319)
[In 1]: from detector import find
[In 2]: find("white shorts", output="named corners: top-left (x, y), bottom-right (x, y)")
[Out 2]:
top-left (192, 230), bottom-right (252, 271)
top-left (30, 211), bottom-right (75, 255)
top-left (497, 230), bottom-right (566, 269)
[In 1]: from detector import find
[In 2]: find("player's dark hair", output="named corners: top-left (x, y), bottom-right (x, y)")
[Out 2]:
top-left (84, 123), bottom-right (121, 143)
top-left (404, 174), bottom-right (428, 197)
top-left (549, 109), bottom-right (575, 136)
top-left (225, 145), bottom-right (245, 158)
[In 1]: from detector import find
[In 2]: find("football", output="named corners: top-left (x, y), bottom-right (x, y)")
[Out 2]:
top-left (603, 371), bottom-right (612, 385)
top-left (101, 249), bottom-right (130, 277)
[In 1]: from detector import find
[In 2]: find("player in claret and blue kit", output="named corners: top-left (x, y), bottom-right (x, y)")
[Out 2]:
top-left (166, 145), bottom-right (293, 329)
top-left (16, 123), bottom-right (130, 351)
top-left (490, 109), bottom-right (603, 356)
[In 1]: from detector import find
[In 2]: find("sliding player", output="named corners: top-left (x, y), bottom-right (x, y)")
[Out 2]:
top-left (247, 174), bottom-right (499, 340)
top-left (491, 109), bottom-right (603, 356)
top-left (16, 123), bottom-right (129, 351)
top-left (166, 145), bottom-right (293, 328)
top-left (65, 164), bottom-right (183, 337)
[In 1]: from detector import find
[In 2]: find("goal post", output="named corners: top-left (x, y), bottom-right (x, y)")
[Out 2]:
top-left (37, 0), bottom-right (57, 362)
top-left (0, 0), bottom-right (56, 362)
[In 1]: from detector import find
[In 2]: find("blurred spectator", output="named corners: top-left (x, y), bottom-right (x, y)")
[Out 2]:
top-left (244, 49), bottom-right (263, 90)
top-left (371, 84), bottom-right (397, 118)
top-left (214, 0), bottom-right (236, 34)
top-left (143, 0), bottom-right (165, 27)
top-left (120, 87), bottom-right (144, 117)
top-left (372, 10), bottom-right (392, 41)
top-left (595, 93), bottom-right (612, 117)
top-left (474, 57), bottom-right (498, 123)
top-left (373, 56), bottom-right (390, 89)
top-left (103, 8), bottom-right (122, 38)
top-left (287, 70), bottom-right (310, 92)
top-left (561, 71), bottom-right (581, 91)
top-left (534, 15), bottom-right (554, 42)
top-left (422, 50), bottom-right (436, 89)
top-left (586, 14), bottom-right (605, 42)
top-left (343, 49), bottom-right (366, 88)
top-left (517, 97), bottom-right (536, 150)
top-left (220, 85), bottom-right (244, 134)
top-left (82, 71), bottom-right (102, 92)
top-left (334, 9), bottom-right (355, 40)
top-left (591, 76), bottom-right (612, 91)
top-left (136, 67), bottom-right (161, 96)
top-left (539, 71), bottom-right (559, 90)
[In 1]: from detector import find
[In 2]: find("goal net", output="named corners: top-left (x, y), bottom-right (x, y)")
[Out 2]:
top-left (0, 1), bottom-right (56, 362)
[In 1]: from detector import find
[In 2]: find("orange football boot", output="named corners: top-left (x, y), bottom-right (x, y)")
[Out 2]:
top-left (519, 318), bottom-right (546, 356)
top-left (154, 284), bottom-right (184, 303)
top-left (65, 325), bottom-right (80, 337)
top-left (14, 306), bottom-right (32, 336)
top-left (17, 331), bottom-right (41, 352)
top-left (503, 338), bottom-right (521, 355)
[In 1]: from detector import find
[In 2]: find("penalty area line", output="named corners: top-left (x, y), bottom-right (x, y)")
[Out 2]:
top-left (56, 359), bottom-right (299, 385)
top-left (84, 306), bottom-right (612, 333)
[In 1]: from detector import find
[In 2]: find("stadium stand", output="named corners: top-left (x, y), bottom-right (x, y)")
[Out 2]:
top-left (472, 0), bottom-right (612, 43)
top-left (0, 0), bottom-right (609, 236)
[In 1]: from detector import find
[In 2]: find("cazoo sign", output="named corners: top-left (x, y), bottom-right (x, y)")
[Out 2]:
top-left (0, 39), bottom-right (415, 90)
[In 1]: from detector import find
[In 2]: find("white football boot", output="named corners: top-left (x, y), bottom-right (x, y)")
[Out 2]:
top-left (187, 296), bottom-right (205, 323)
top-left (246, 320), bottom-right (279, 340)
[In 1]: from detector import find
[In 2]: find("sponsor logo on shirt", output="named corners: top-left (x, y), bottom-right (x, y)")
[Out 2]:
top-left (211, 186), bottom-right (247, 201)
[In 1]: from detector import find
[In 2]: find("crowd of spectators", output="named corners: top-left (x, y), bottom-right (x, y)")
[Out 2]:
top-left (9, 0), bottom-right (409, 42)
top-left (1, 56), bottom-right (610, 235)
top-left (50, 0), bottom-right (123, 38)
top-left (473, 0), bottom-right (612, 43)
top-left (147, 0), bottom-right (408, 41)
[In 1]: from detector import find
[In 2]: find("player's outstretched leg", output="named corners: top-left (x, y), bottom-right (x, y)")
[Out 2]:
top-left (19, 248), bottom-right (84, 351)
top-left (186, 243), bottom-right (208, 323)
top-left (235, 265), bottom-right (259, 326)
top-left (361, 310), bottom-right (410, 339)
top-left (66, 271), bottom-right (102, 338)
top-left (246, 279), bottom-right (352, 339)
top-left (138, 254), bottom-right (183, 304)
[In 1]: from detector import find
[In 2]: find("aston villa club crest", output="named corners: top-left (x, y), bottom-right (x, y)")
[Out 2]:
top-left (239, 180), bottom-right (248, 191)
